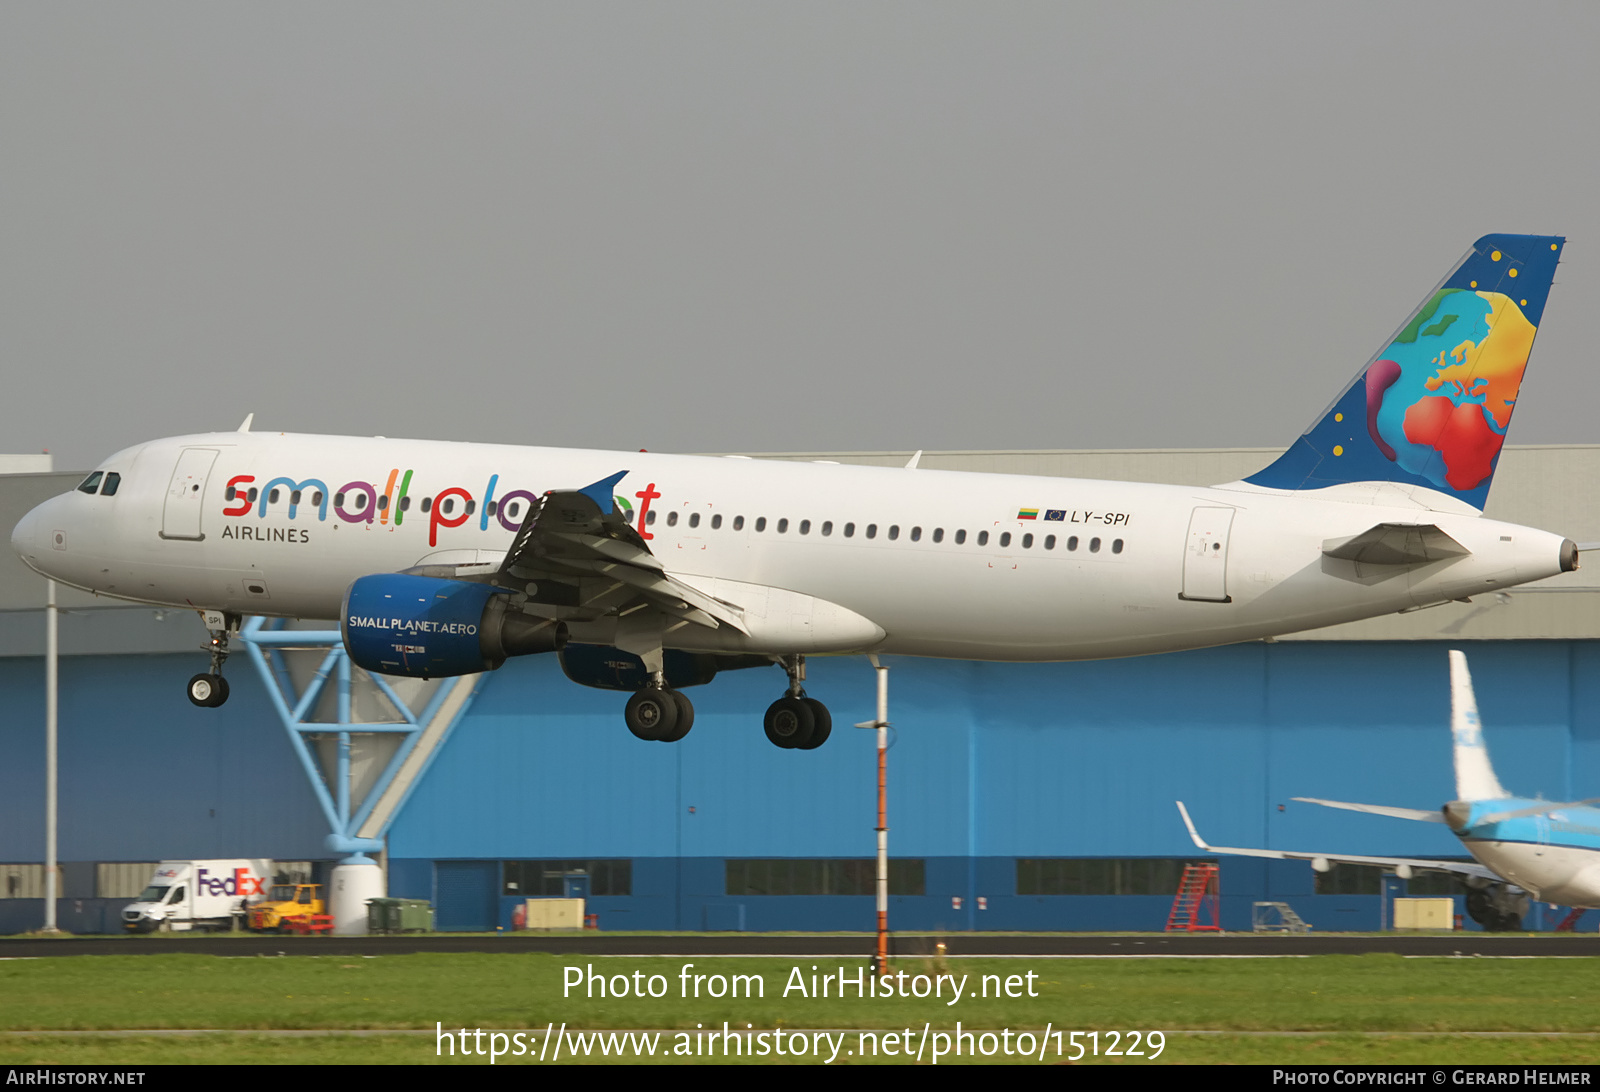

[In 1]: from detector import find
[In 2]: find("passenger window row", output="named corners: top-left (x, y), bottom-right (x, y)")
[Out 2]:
top-left (643, 507), bottom-right (1124, 554)
top-left (210, 483), bottom-right (1126, 555)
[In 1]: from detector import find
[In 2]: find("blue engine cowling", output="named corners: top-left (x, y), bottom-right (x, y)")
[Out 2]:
top-left (343, 574), bottom-right (566, 678)
top-left (558, 643), bottom-right (772, 691)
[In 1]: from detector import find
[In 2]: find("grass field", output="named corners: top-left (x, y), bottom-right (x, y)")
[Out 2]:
top-left (4, 951), bottom-right (1600, 1065)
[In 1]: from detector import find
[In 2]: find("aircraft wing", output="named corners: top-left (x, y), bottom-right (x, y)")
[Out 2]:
top-left (1321, 523), bottom-right (1470, 566)
top-left (500, 474), bottom-right (748, 633)
top-left (1175, 802), bottom-right (1497, 882)
top-left (1292, 797), bottom-right (1446, 823)
top-left (411, 472), bottom-right (748, 634)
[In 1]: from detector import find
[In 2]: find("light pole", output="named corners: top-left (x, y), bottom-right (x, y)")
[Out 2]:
top-left (42, 579), bottom-right (59, 934)
top-left (856, 656), bottom-right (890, 974)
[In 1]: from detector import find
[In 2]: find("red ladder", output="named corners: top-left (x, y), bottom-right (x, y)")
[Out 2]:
top-left (1556, 908), bottom-right (1587, 932)
top-left (1165, 863), bottom-right (1222, 932)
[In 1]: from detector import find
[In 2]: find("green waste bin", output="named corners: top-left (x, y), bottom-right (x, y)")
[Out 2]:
top-left (368, 897), bottom-right (434, 934)
top-left (395, 899), bottom-right (434, 933)
top-left (366, 897), bottom-right (400, 935)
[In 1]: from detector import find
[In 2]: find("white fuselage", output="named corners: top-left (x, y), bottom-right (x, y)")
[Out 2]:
top-left (1468, 841), bottom-right (1600, 907)
top-left (10, 432), bottom-right (1578, 661)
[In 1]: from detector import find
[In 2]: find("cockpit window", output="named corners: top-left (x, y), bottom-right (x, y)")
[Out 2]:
top-left (100, 472), bottom-right (121, 497)
top-left (77, 472), bottom-right (103, 495)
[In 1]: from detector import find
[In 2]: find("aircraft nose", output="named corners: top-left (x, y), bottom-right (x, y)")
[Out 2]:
top-left (11, 495), bottom-right (66, 577)
top-left (11, 503), bottom-right (42, 562)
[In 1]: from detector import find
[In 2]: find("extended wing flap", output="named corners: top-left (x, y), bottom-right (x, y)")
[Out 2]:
top-left (562, 557), bottom-right (748, 633)
top-left (551, 532), bottom-right (667, 572)
top-left (1322, 522), bottom-right (1471, 566)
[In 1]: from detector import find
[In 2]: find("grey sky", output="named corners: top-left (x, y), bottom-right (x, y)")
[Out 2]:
top-left (3, 2), bottom-right (1598, 470)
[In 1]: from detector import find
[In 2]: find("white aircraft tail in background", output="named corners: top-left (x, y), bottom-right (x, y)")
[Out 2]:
top-left (1179, 651), bottom-right (1600, 931)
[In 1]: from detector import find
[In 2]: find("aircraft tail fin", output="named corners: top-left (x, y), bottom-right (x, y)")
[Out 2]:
top-left (1245, 234), bottom-right (1564, 511)
top-left (1450, 649), bottom-right (1509, 802)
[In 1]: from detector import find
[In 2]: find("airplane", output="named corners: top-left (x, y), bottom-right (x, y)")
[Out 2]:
top-left (1177, 650), bottom-right (1600, 931)
top-left (8, 234), bottom-right (1582, 751)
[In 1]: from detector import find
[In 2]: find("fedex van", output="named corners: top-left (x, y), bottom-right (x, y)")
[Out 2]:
top-left (121, 860), bottom-right (272, 932)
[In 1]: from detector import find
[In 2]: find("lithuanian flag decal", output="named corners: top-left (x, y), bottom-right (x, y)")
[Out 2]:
top-left (1017, 508), bottom-right (1039, 520)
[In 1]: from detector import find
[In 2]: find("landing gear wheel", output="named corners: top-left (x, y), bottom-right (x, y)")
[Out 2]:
top-left (187, 673), bottom-right (229, 708)
top-left (657, 691), bottom-right (695, 743)
top-left (796, 698), bottom-right (832, 749)
top-left (625, 689), bottom-right (678, 742)
top-left (764, 696), bottom-right (815, 749)
top-left (1465, 888), bottom-right (1490, 926)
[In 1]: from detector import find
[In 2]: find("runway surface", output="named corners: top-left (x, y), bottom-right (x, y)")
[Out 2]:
top-left (5, 933), bottom-right (1600, 959)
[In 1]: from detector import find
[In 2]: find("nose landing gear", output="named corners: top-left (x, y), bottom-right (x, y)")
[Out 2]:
top-left (187, 672), bottom-right (229, 708)
top-left (764, 655), bottom-right (832, 750)
top-left (187, 611), bottom-right (240, 708)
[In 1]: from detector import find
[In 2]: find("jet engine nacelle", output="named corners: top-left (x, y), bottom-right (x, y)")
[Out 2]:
top-left (558, 643), bottom-right (771, 691)
top-left (342, 573), bottom-right (566, 679)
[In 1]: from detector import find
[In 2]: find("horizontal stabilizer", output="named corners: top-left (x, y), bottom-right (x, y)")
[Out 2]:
top-left (1322, 523), bottom-right (1469, 567)
top-left (1176, 802), bottom-right (1493, 881)
top-left (1292, 797), bottom-right (1446, 823)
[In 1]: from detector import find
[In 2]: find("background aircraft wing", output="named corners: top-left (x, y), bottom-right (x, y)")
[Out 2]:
top-left (1292, 797), bottom-right (1446, 823)
top-left (1175, 802), bottom-right (1496, 881)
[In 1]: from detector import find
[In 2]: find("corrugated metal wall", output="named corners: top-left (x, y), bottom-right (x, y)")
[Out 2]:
top-left (3, 640), bottom-right (1598, 931)
top-left (376, 639), bottom-right (1600, 931)
top-left (389, 641), bottom-right (1599, 863)
top-left (0, 653), bottom-right (331, 863)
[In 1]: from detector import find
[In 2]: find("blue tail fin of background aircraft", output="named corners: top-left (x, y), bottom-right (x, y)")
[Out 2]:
top-left (1246, 234), bottom-right (1564, 510)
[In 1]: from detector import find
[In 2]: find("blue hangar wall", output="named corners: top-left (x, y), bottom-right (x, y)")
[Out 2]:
top-left (384, 639), bottom-right (1600, 933)
top-left (4, 641), bottom-right (1599, 933)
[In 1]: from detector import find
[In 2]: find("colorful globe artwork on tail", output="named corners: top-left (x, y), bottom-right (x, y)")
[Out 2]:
top-left (1245, 234), bottom-right (1563, 512)
top-left (1364, 289), bottom-right (1536, 492)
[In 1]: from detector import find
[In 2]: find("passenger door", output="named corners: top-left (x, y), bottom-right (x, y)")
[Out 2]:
top-left (1180, 506), bottom-right (1235, 602)
top-left (160, 448), bottom-right (220, 541)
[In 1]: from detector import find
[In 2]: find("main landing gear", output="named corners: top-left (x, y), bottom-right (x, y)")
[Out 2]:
top-left (1466, 884), bottom-right (1528, 932)
top-left (623, 678), bottom-right (695, 743)
top-left (617, 654), bottom-right (834, 750)
top-left (187, 611), bottom-right (240, 708)
top-left (763, 654), bottom-right (831, 750)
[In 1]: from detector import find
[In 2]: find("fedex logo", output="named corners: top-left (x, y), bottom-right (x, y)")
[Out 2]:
top-left (197, 867), bottom-right (264, 898)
